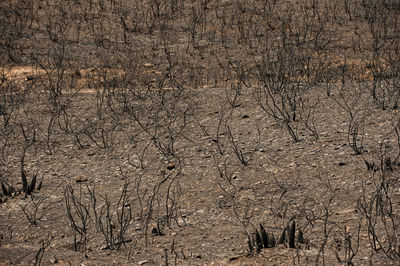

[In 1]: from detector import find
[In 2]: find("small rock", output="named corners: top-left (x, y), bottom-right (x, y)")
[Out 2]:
top-left (74, 175), bottom-right (88, 183)
top-left (50, 257), bottom-right (58, 263)
top-left (158, 169), bottom-right (166, 176)
top-left (138, 260), bottom-right (150, 265)
top-left (167, 162), bottom-right (175, 170)
top-left (312, 162), bottom-right (318, 168)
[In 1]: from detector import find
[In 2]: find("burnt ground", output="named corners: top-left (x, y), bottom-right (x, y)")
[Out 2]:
top-left (1, 0), bottom-right (400, 265)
